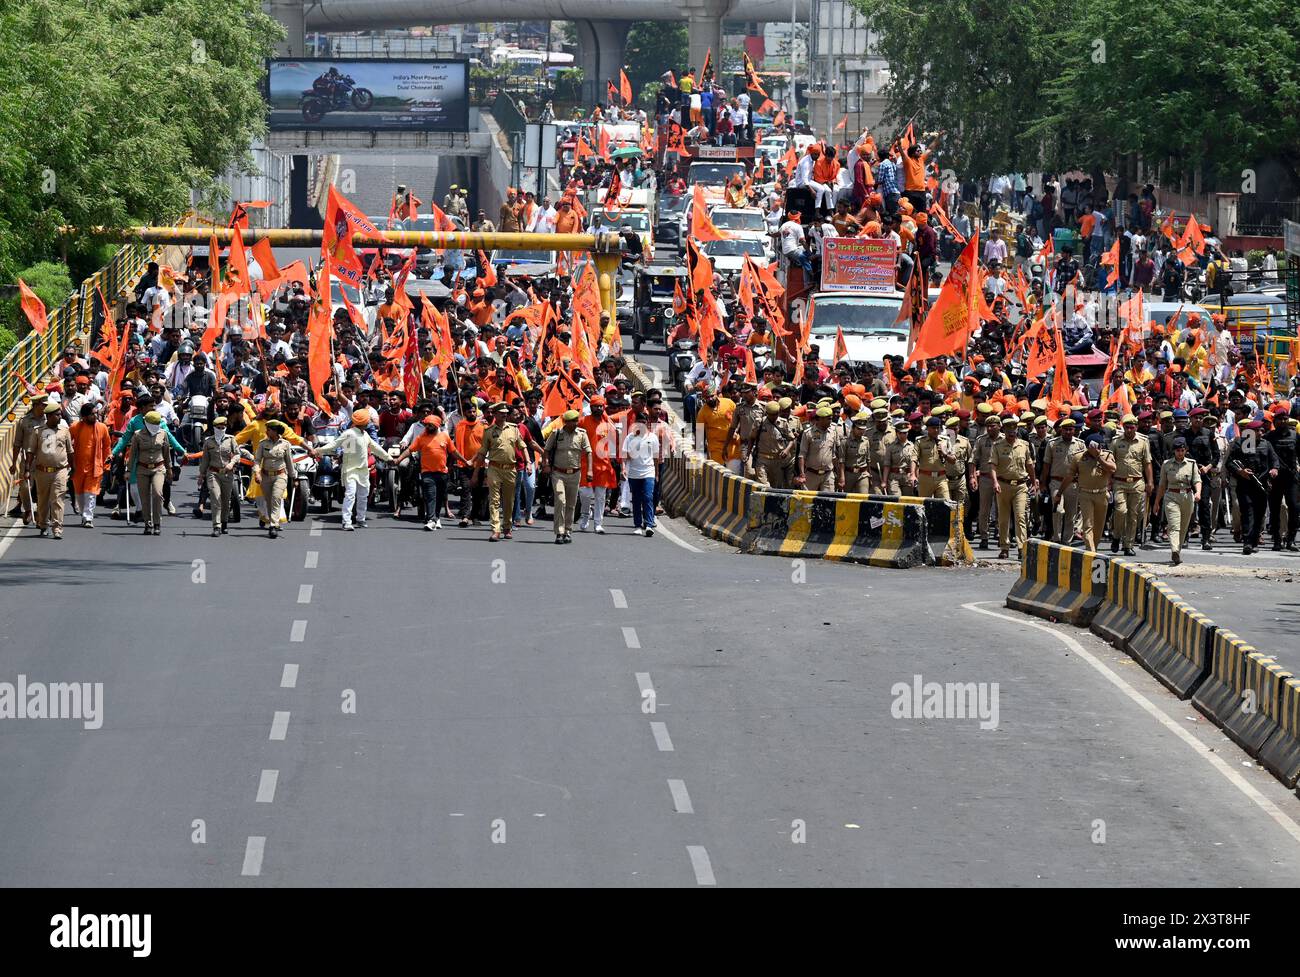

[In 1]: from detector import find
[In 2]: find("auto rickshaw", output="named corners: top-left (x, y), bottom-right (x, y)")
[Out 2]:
top-left (632, 264), bottom-right (688, 350)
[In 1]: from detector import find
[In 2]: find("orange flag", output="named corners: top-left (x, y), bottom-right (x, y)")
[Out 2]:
top-left (306, 258), bottom-right (334, 411)
top-left (575, 136), bottom-right (595, 161)
top-left (1177, 214), bottom-right (1206, 266)
top-left (834, 115), bottom-right (847, 131)
top-left (744, 348), bottom-right (757, 384)
top-left (200, 293), bottom-right (229, 354)
top-left (222, 226), bottom-right (251, 294)
top-left (700, 47), bottom-right (713, 82)
top-left (833, 326), bottom-right (849, 365)
top-left (688, 185), bottom-right (728, 242)
top-left (251, 238), bottom-right (281, 280)
top-left (1050, 309), bottom-right (1072, 402)
top-left (598, 125), bottom-right (611, 162)
top-left (686, 237), bottom-right (715, 299)
top-left (208, 231), bottom-right (221, 288)
top-left (742, 52), bottom-right (768, 96)
top-left (323, 185), bottom-right (376, 286)
top-left (1099, 240), bottom-right (1120, 285)
top-left (1022, 317), bottom-right (1057, 378)
top-left (619, 69), bottom-right (633, 105)
top-left (781, 146), bottom-right (797, 177)
top-left (17, 279), bottom-right (48, 334)
top-left (905, 231), bottom-right (979, 367)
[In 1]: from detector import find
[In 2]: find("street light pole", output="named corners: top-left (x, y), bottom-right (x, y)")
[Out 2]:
top-left (790, 0), bottom-right (798, 115)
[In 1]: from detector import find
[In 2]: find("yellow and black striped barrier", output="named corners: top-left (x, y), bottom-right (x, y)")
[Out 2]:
top-left (1125, 579), bottom-right (1215, 698)
top-left (741, 489), bottom-right (929, 568)
top-left (683, 460), bottom-right (752, 547)
top-left (1005, 539), bottom-right (1107, 626)
top-left (1193, 630), bottom-right (1300, 789)
top-left (1090, 558), bottom-right (1153, 649)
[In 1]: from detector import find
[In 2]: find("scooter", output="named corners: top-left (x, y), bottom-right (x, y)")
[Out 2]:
top-left (181, 394), bottom-right (209, 451)
top-left (667, 338), bottom-right (699, 390)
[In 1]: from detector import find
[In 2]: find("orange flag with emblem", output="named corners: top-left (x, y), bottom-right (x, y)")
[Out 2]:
top-left (905, 231), bottom-right (979, 367)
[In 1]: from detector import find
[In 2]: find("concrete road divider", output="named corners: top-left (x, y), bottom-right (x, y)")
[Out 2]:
top-left (1124, 580), bottom-right (1214, 698)
top-left (1005, 539), bottom-right (1107, 626)
top-left (1089, 558), bottom-right (1153, 649)
top-left (742, 489), bottom-right (930, 568)
top-left (1193, 630), bottom-right (1300, 789)
top-left (659, 453), bottom-right (700, 518)
top-left (861, 494), bottom-right (973, 566)
top-left (683, 461), bottom-right (752, 547)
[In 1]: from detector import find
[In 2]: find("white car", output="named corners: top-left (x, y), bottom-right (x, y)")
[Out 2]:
top-left (701, 238), bottom-right (770, 275)
top-left (489, 248), bottom-right (558, 279)
top-left (706, 207), bottom-right (773, 253)
top-left (686, 161), bottom-right (746, 206)
top-left (805, 291), bottom-right (908, 365)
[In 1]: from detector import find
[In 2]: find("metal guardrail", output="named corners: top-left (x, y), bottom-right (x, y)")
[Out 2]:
top-left (1, 241), bottom-right (156, 421)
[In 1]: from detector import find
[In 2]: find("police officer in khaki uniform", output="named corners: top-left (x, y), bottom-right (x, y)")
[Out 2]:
top-left (10, 390), bottom-right (51, 524)
top-left (542, 409), bottom-right (592, 543)
top-left (199, 414), bottom-right (241, 536)
top-left (990, 414), bottom-right (1036, 558)
top-left (124, 410), bottom-right (184, 536)
top-left (866, 406), bottom-right (895, 494)
top-left (916, 416), bottom-right (955, 499)
top-left (1153, 436), bottom-right (1202, 565)
top-left (841, 410), bottom-right (875, 494)
top-left (475, 403), bottom-right (525, 540)
top-left (1041, 417), bottom-right (1085, 544)
top-left (883, 418), bottom-right (918, 496)
top-left (972, 413), bottom-right (1003, 548)
top-left (944, 416), bottom-right (973, 511)
top-left (1110, 413), bottom-right (1153, 556)
top-left (725, 383), bottom-right (765, 477)
top-left (753, 402), bottom-right (795, 487)
top-left (253, 420), bottom-right (297, 539)
top-left (22, 402), bottom-right (74, 539)
top-left (796, 406), bottom-right (842, 491)
top-left (1057, 431), bottom-right (1115, 552)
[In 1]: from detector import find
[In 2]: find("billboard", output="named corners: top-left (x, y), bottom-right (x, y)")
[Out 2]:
top-left (821, 238), bottom-right (898, 293)
top-left (267, 59), bottom-right (469, 132)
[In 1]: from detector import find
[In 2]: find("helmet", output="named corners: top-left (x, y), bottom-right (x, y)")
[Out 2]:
top-left (189, 395), bottom-right (209, 415)
top-left (179, 342), bottom-right (195, 355)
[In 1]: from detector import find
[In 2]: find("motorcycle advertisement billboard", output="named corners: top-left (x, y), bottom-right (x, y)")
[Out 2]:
top-left (267, 59), bottom-right (469, 131)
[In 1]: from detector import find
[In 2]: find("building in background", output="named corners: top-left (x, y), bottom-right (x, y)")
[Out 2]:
top-left (806, 0), bottom-right (890, 141)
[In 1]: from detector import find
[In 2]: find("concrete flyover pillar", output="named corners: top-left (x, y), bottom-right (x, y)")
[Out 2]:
top-left (264, 1), bottom-right (306, 57)
top-left (574, 20), bottom-right (633, 108)
top-left (684, 0), bottom-right (733, 80)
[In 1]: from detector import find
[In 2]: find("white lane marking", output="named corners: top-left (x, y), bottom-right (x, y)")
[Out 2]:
top-left (269, 711), bottom-right (290, 741)
top-left (651, 721), bottom-right (675, 752)
top-left (304, 550), bottom-right (319, 569)
top-left (610, 588), bottom-right (628, 609)
top-left (622, 626), bottom-right (640, 649)
top-left (653, 519), bottom-right (702, 553)
top-left (297, 584), bottom-right (313, 604)
top-left (0, 518), bottom-right (23, 562)
top-left (256, 770), bottom-right (279, 804)
top-left (290, 620), bottom-right (307, 642)
top-left (635, 672), bottom-right (654, 697)
top-left (962, 602), bottom-right (1300, 847)
top-left (309, 519), bottom-right (323, 537)
top-left (686, 845), bottom-right (716, 886)
top-left (241, 836), bottom-right (266, 876)
top-left (668, 779), bottom-right (693, 813)
top-left (280, 664), bottom-right (299, 689)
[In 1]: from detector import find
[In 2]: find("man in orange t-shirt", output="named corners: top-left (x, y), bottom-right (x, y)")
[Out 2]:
top-left (578, 397), bottom-right (618, 532)
top-left (452, 402), bottom-right (487, 526)
top-left (394, 414), bottom-right (467, 530)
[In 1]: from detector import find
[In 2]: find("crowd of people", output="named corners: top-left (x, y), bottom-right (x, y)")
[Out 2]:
top-left (7, 56), bottom-right (1299, 566)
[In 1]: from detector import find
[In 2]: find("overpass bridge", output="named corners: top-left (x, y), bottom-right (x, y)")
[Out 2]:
top-left (270, 0), bottom-right (808, 105)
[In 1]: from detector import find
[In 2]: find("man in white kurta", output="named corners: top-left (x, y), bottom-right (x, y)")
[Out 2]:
top-left (310, 409), bottom-right (394, 530)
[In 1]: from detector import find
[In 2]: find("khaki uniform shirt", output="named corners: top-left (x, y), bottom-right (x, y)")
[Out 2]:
top-left (884, 439), bottom-right (918, 478)
top-left (800, 426), bottom-right (841, 472)
top-left (130, 429), bottom-right (173, 468)
top-left (1044, 436), bottom-right (1085, 480)
top-left (1158, 457), bottom-right (1201, 495)
top-left (1071, 449), bottom-right (1114, 493)
top-left (916, 435), bottom-right (953, 475)
top-left (544, 427), bottom-right (591, 471)
top-left (733, 402), bottom-right (764, 445)
top-left (479, 422), bottom-right (524, 466)
top-left (973, 432), bottom-right (1001, 475)
top-left (990, 438), bottom-right (1033, 482)
top-left (16, 411), bottom-right (47, 456)
top-left (755, 418), bottom-right (794, 460)
top-left (1112, 434), bottom-right (1151, 484)
top-left (945, 434), bottom-right (973, 478)
top-left (255, 438), bottom-right (297, 477)
top-left (25, 423), bottom-right (74, 468)
top-left (841, 432), bottom-right (874, 471)
top-left (199, 434), bottom-right (240, 478)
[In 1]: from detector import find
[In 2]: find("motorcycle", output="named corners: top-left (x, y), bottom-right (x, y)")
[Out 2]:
top-left (288, 450), bottom-right (314, 522)
top-left (310, 452), bottom-right (340, 514)
top-left (667, 338), bottom-right (699, 391)
top-left (299, 74), bottom-right (374, 123)
top-left (749, 344), bottom-right (775, 376)
top-left (180, 394), bottom-right (209, 451)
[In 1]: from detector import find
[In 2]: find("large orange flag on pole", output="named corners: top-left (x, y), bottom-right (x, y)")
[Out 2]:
top-left (688, 185), bottom-right (729, 242)
top-left (17, 280), bottom-right (48, 334)
top-left (619, 69), bottom-right (633, 106)
top-left (306, 257), bottom-right (334, 411)
top-left (905, 231), bottom-right (980, 367)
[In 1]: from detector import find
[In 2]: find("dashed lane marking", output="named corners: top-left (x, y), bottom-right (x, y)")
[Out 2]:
top-left (962, 601), bottom-right (1300, 847)
top-left (610, 588), bottom-right (627, 609)
top-left (241, 836), bottom-right (266, 877)
top-left (290, 620), bottom-right (307, 642)
top-left (309, 520), bottom-right (323, 537)
top-left (686, 845), bottom-right (716, 885)
top-left (280, 664), bottom-right (298, 689)
top-left (667, 779), bottom-right (693, 813)
top-left (297, 584), bottom-right (313, 604)
top-left (269, 711), bottom-right (290, 741)
top-left (256, 770), bottom-right (279, 804)
top-left (304, 551), bottom-right (319, 569)
top-left (651, 721), bottom-right (675, 752)
top-left (622, 627), bottom-right (640, 649)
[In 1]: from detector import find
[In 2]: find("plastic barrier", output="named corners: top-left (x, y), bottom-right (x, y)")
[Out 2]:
top-left (1004, 539), bottom-right (1107, 626)
top-left (1089, 558), bottom-right (1152, 649)
top-left (1124, 580), bottom-right (1214, 698)
top-left (742, 489), bottom-right (930, 568)
top-left (1193, 630), bottom-right (1300, 788)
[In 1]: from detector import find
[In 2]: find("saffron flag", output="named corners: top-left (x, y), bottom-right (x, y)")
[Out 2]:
top-left (1099, 240), bottom-right (1120, 286)
top-left (323, 186), bottom-right (378, 287)
top-left (209, 232), bottom-right (221, 289)
top-left (688, 185), bottom-right (728, 242)
top-left (306, 258), bottom-right (334, 411)
top-left (905, 231), bottom-right (980, 367)
top-left (222, 226), bottom-right (251, 295)
top-left (781, 146), bottom-right (798, 177)
top-left (619, 69), bottom-right (633, 106)
top-left (742, 52), bottom-right (768, 96)
top-left (17, 279), bottom-right (48, 334)
top-left (700, 47), bottom-right (713, 82)
top-left (833, 326), bottom-right (849, 365)
top-left (835, 115), bottom-right (847, 131)
top-left (598, 125), bottom-right (611, 162)
top-left (251, 238), bottom-right (281, 281)
top-left (575, 136), bottom-right (595, 161)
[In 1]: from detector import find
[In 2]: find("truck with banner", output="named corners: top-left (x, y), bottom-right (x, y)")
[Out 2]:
top-left (820, 238), bottom-right (899, 294)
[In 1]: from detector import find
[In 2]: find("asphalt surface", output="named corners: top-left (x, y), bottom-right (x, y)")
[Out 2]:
top-left (1, 463), bottom-right (1299, 887)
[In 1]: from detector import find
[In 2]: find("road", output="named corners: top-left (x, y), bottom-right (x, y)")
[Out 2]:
top-left (1, 461), bottom-right (1299, 887)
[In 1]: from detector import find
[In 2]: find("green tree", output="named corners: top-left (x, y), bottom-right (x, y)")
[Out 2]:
top-left (0, 0), bottom-right (282, 295)
top-left (624, 21), bottom-right (687, 96)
